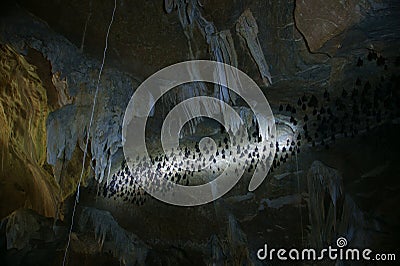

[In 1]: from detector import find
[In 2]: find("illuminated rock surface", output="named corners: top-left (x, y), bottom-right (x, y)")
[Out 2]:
top-left (0, 0), bottom-right (399, 265)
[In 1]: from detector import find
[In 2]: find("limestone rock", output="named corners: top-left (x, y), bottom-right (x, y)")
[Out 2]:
top-left (294, 0), bottom-right (362, 52)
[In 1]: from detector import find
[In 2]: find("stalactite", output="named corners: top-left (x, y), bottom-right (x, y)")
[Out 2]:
top-left (209, 30), bottom-right (239, 105)
top-left (163, 2), bottom-right (275, 141)
top-left (163, 0), bottom-right (240, 137)
top-left (236, 9), bottom-right (272, 87)
top-left (1, 6), bottom-right (138, 186)
top-left (78, 207), bottom-right (148, 265)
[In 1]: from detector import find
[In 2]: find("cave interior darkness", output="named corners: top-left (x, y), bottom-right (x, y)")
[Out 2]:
top-left (0, 0), bottom-right (400, 265)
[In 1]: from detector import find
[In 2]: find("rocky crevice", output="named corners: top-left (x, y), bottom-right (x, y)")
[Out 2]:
top-left (0, 44), bottom-right (60, 218)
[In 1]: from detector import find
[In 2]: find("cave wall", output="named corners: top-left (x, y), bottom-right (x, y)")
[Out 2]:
top-left (10, 0), bottom-right (400, 85)
top-left (0, 44), bottom-right (59, 218)
top-left (1, 0), bottom-right (398, 193)
top-left (0, 0), bottom-right (399, 264)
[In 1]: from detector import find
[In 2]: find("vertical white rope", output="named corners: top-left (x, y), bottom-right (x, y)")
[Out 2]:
top-left (62, 0), bottom-right (117, 265)
top-left (295, 151), bottom-right (304, 247)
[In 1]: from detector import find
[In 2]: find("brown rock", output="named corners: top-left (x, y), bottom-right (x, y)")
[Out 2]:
top-left (294, 0), bottom-right (362, 52)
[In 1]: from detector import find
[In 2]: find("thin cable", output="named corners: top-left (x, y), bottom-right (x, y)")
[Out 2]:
top-left (295, 150), bottom-right (304, 247)
top-left (62, 1), bottom-right (117, 265)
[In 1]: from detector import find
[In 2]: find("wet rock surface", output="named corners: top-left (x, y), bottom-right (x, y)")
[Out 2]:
top-left (0, 44), bottom-right (60, 218)
top-left (0, 0), bottom-right (399, 265)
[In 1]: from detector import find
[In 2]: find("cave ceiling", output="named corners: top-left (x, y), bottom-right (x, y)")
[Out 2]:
top-left (0, 0), bottom-right (400, 265)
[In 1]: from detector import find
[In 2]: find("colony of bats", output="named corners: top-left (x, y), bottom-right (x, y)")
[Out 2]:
top-left (95, 50), bottom-right (400, 206)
